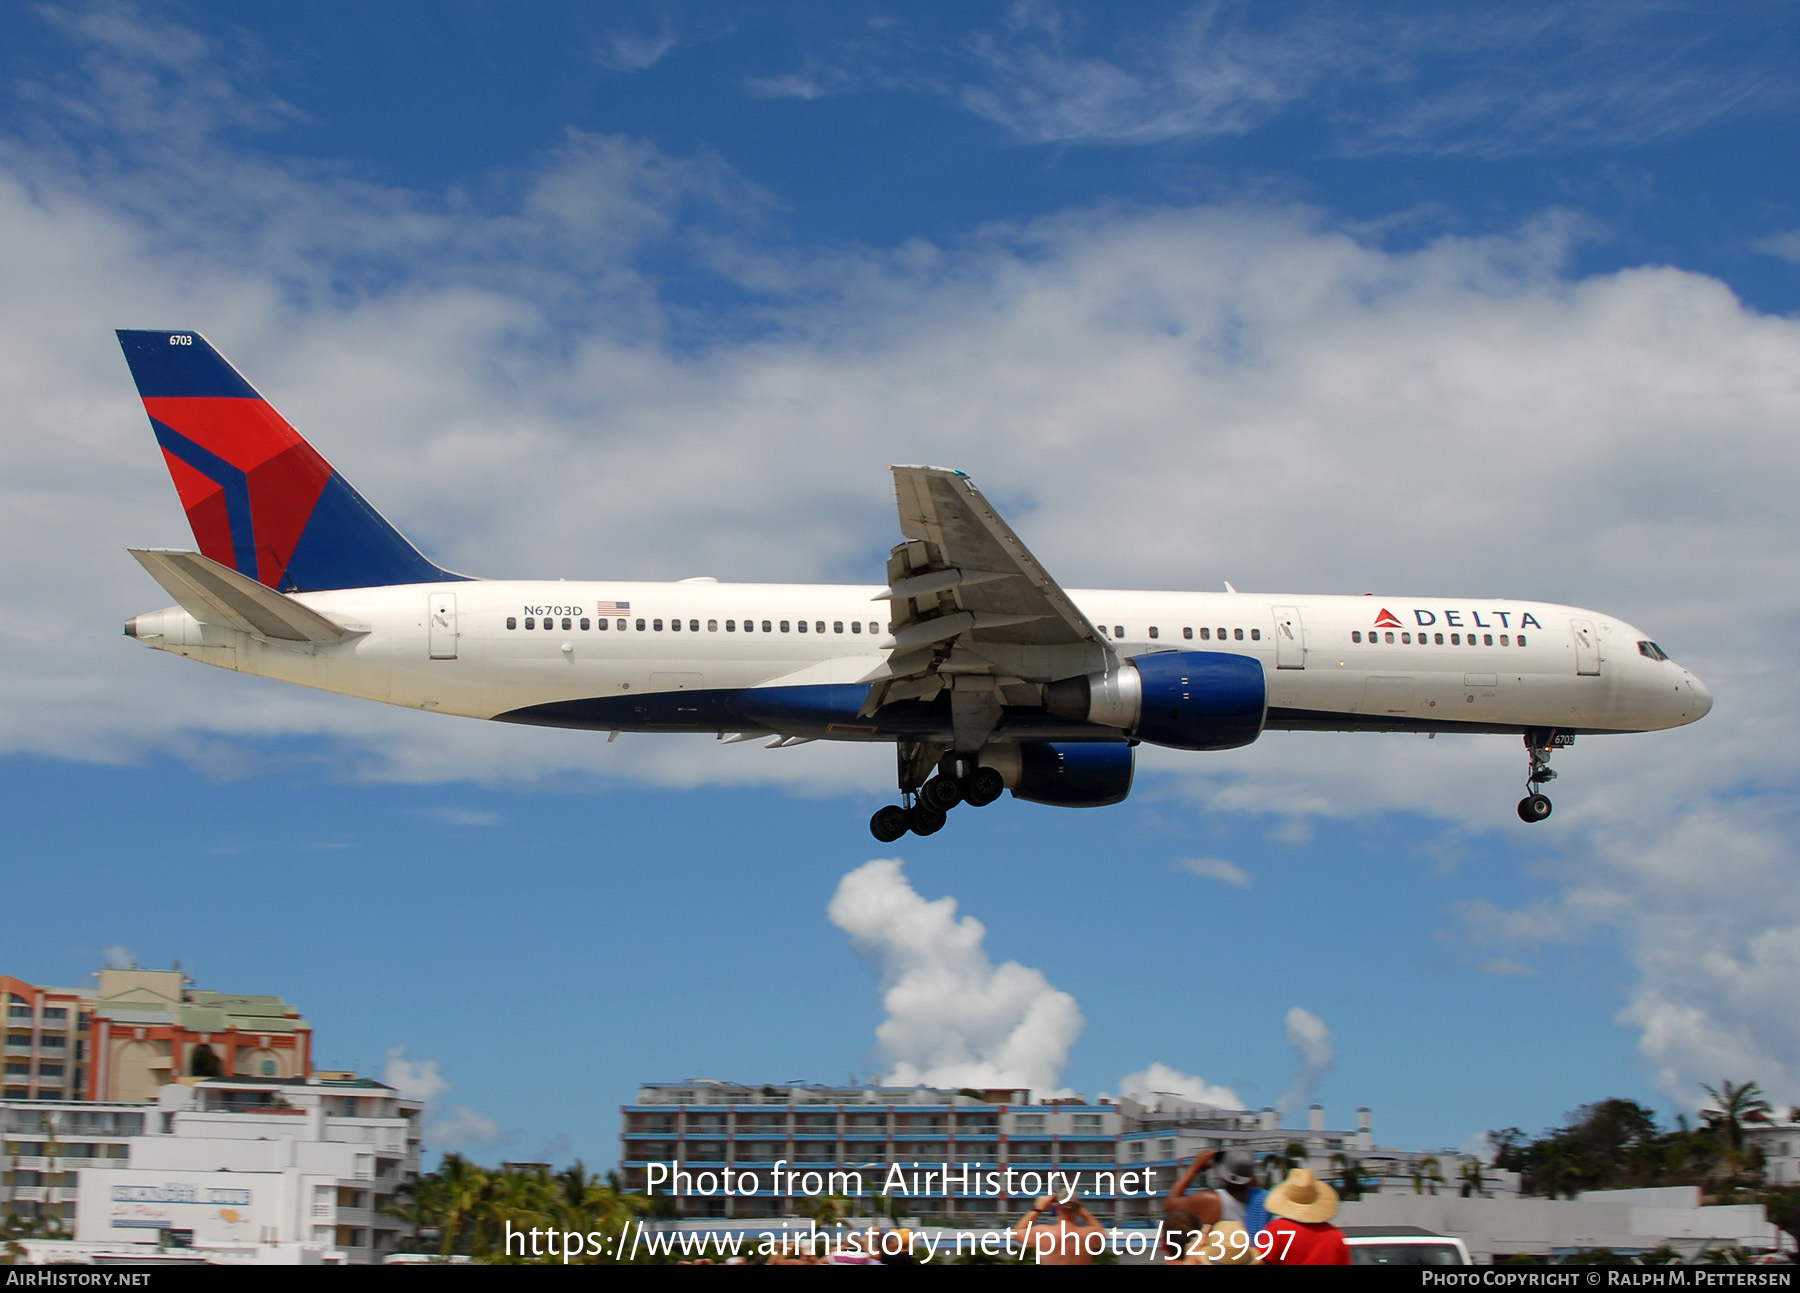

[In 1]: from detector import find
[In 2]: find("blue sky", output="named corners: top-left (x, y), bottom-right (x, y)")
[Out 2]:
top-left (2, 1), bottom-right (1798, 1168)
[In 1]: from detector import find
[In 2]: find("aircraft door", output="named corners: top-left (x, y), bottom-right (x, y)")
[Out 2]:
top-left (429, 593), bottom-right (458, 660)
top-left (1272, 606), bottom-right (1305, 669)
top-left (1570, 618), bottom-right (1600, 676)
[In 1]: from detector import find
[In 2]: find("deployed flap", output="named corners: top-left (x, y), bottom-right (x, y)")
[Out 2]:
top-left (130, 549), bottom-right (360, 643)
top-left (864, 467), bottom-right (1114, 716)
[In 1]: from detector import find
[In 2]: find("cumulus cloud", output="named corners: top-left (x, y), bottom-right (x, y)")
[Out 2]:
top-left (1174, 856), bottom-right (1251, 887)
top-left (430, 1105), bottom-right (505, 1148)
top-left (828, 858), bottom-right (1083, 1094)
top-left (1116, 1062), bottom-right (1243, 1112)
top-left (383, 1045), bottom-right (504, 1147)
top-left (1276, 1007), bottom-right (1334, 1115)
top-left (382, 1045), bottom-right (453, 1103)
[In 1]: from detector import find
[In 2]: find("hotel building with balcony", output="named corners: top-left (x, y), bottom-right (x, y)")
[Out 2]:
top-left (618, 1079), bottom-right (1493, 1221)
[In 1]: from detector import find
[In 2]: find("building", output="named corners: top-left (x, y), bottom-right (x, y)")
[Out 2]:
top-left (4, 968), bottom-right (312, 1104)
top-left (3, 1074), bottom-right (422, 1264)
top-left (617, 1079), bottom-right (1477, 1222)
top-left (1747, 1113), bottom-right (1800, 1188)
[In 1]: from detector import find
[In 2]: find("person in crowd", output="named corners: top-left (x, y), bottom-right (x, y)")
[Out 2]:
top-left (1163, 1151), bottom-right (1223, 1261)
top-left (1011, 1194), bottom-right (1107, 1266)
top-left (1260, 1167), bottom-right (1351, 1265)
top-left (1166, 1148), bottom-right (1270, 1244)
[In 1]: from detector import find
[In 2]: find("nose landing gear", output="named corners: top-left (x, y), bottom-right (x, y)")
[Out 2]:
top-left (869, 747), bottom-right (1005, 840)
top-left (1517, 730), bottom-right (1572, 823)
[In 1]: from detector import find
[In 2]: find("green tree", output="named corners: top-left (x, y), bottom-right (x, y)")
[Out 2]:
top-left (1412, 1155), bottom-right (1444, 1196)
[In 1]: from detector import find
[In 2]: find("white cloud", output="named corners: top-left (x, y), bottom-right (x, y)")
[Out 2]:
top-left (1276, 1007), bottom-right (1334, 1115)
top-left (828, 858), bottom-right (1083, 1095)
top-left (1751, 229), bottom-right (1800, 264)
top-left (948, 4), bottom-right (1789, 155)
top-left (1115, 1061), bottom-right (1243, 1112)
top-left (597, 28), bottom-right (677, 74)
top-left (1174, 855), bottom-right (1251, 887)
top-left (430, 1105), bottom-right (505, 1148)
top-left (382, 1045), bottom-right (504, 1147)
top-left (100, 944), bottom-right (135, 970)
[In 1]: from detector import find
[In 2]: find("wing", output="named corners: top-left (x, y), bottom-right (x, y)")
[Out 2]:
top-left (861, 467), bottom-right (1115, 719)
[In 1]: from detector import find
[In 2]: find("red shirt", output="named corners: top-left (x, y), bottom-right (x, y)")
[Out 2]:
top-left (1261, 1217), bottom-right (1352, 1265)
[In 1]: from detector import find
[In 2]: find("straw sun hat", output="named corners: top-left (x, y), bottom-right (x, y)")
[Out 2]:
top-left (1264, 1168), bottom-right (1340, 1224)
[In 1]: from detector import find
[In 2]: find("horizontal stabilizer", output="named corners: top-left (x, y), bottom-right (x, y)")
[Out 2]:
top-left (129, 549), bottom-right (361, 643)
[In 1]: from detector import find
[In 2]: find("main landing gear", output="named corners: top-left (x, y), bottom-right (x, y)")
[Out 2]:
top-left (870, 751), bottom-right (1005, 841)
top-left (1517, 730), bottom-right (1572, 823)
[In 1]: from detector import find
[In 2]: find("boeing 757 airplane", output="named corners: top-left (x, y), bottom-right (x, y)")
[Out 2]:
top-left (117, 331), bottom-right (1712, 840)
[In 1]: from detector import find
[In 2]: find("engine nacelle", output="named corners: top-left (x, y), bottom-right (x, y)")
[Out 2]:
top-left (988, 741), bottom-right (1134, 808)
top-left (1044, 651), bottom-right (1266, 751)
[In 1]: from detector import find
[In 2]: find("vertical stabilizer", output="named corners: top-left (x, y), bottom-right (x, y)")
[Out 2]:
top-left (116, 330), bottom-right (463, 591)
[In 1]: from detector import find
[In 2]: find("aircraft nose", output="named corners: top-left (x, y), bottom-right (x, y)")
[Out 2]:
top-left (1683, 672), bottom-right (1712, 721)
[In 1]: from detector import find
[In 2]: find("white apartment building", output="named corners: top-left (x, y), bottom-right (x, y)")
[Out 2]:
top-left (3, 1073), bottom-right (422, 1264)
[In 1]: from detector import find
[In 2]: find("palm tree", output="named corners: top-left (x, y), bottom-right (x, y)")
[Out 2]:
top-left (433, 1153), bottom-right (491, 1257)
top-left (1412, 1155), bottom-right (1444, 1196)
top-left (1700, 1081), bottom-right (1772, 1153)
top-left (1330, 1151), bottom-right (1366, 1201)
top-left (1458, 1158), bottom-right (1486, 1199)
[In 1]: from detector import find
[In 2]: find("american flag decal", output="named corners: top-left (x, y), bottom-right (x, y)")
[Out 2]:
top-left (596, 600), bottom-right (631, 614)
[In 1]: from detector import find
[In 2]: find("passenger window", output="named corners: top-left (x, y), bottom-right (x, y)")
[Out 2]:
top-left (726, 620), bottom-right (735, 632)
top-left (1251, 629), bottom-right (1261, 641)
top-left (1200, 627), bottom-right (1211, 641)
top-left (1218, 627), bottom-right (1227, 639)
top-left (764, 621), bottom-right (773, 633)
top-left (851, 621), bottom-right (861, 634)
top-left (1384, 631), bottom-right (1394, 644)
top-left (580, 618), bottom-right (589, 631)
top-left (1518, 634), bottom-right (1527, 646)
top-left (1149, 626), bottom-right (1160, 640)
top-left (1434, 633), bottom-right (1443, 644)
top-left (1233, 628), bottom-right (1243, 641)
top-left (780, 621), bottom-right (790, 633)
top-left (670, 618), bottom-right (679, 631)
top-left (1500, 634), bottom-right (1509, 646)
top-left (815, 621), bottom-right (825, 634)
top-left (797, 620), bottom-right (808, 633)
top-left (635, 619), bottom-right (645, 632)
top-left (616, 619), bottom-right (626, 631)
top-left (834, 621), bottom-right (844, 634)
top-left (1450, 633), bottom-right (1460, 645)
top-left (1114, 625), bottom-right (1125, 639)
top-left (597, 618), bottom-right (609, 631)
top-left (1484, 633), bottom-right (1493, 646)
top-left (1401, 632), bottom-right (1410, 644)
top-left (653, 619), bottom-right (663, 631)
top-left (562, 617), bottom-right (572, 631)
top-left (708, 620), bottom-right (718, 632)
top-left (1352, 631), bottom-right (1361, 643)
top-left (525, 617), bottom-right (535, 630)
top-left (1183, 627), bottom-right (1193, 640)
top-left (506, 617), bottom-right (517, 630)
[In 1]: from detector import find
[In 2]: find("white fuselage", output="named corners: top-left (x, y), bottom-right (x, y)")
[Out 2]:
top-left (127, 580), bottom-right (1712, 740)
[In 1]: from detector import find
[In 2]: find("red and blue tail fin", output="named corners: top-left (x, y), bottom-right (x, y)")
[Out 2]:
top-left (117, 330), bottom-right (462, 591)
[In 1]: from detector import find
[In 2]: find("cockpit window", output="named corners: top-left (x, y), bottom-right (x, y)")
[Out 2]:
top-left (1638, 641), bottom-right (1670, 662)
